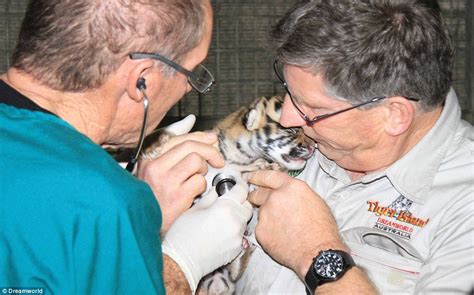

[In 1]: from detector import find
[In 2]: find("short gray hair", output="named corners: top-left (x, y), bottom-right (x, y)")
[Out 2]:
top-left (12, 0), bottom-right (207, 92)
top-left (270, 0), bottom-right (454, 111)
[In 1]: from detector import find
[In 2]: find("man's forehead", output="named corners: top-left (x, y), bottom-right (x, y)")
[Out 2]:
top-left (285, 66), bottom-right (344, 107)
top-left (285, 66), bottom-right (324, 93)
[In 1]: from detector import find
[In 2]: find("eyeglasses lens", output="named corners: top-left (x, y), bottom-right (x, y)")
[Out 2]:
top-left (189, 64), bottom-right (214, 93)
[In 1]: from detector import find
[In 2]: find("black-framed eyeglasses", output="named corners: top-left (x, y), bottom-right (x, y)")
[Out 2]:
top-left (130, 52), bottom-right (215, 94)
top-left (273, 60), bottom-right (419, 126)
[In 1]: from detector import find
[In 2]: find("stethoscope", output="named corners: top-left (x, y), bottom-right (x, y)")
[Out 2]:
top-left (125, 77), bottom-right (149, 173)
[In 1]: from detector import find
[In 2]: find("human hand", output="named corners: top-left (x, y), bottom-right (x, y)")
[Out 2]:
top-left (248, 170), bottom-right (347, 279)
top-left (137, 115), bottom-right (225, 232)
top-left (162, 175), bottom-right (253, 293)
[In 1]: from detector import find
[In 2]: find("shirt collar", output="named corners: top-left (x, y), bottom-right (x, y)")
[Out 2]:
top-left (316, 88), bottom-right (461, 204)
top-left (384, 88), bottom-right (461, 203)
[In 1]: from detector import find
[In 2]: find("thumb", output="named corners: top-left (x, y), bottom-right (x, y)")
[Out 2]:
top-left (247, 187), bottom-right (271, 206)
top-left (164, 114), bottom-right (196, 136)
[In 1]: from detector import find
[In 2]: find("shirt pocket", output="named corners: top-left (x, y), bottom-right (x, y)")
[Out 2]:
top-left (341, 227), bottom-right (423, 294)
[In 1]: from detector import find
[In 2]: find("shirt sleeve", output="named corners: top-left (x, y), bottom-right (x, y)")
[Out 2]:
top-left (414, 190), bottom-right (474, 293)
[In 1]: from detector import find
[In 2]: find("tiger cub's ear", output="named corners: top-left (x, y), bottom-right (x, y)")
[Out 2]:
top-left (243, 96), bottom-right (268, 131)
top-left (244, 109), bottom-right (259, 131)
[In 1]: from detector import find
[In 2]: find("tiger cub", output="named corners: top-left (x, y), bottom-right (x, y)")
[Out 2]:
top-left (141, 96), bottom-right (315, 295)
top-left (142, 95), bottom-right (314, 173)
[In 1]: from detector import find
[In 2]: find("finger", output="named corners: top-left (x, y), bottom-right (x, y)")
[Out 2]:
top-left (172, 152), bottom-right (209, 181)
top-left (161, 132), bottom-right (219, 155)
top-left (158, 141), bottom-right (225, 170)
top-left (247, 187), bottom-right (272, 206)
top-left (164, 114), bottom-right (196, 135)
top-left (248, 170), bottom-right (290, 189)
top-left (181, 173), bottom-right (208, 200)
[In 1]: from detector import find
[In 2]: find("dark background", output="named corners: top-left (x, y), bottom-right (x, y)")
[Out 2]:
top-left (1, 0), bottom-right (472, 129)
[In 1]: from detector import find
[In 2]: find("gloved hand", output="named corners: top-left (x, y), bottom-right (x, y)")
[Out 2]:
top-left (163, 114), bottom-right (196, 136)
top-left (137, 114), bottom-right (225, 232)
top-left (162, 174), bottom-right (253, 293)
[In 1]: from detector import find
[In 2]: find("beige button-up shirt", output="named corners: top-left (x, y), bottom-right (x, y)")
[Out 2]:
top-left (237, 89), bottom-right (473, 294)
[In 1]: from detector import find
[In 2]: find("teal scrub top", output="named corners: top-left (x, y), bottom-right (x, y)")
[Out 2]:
top-left (0, 103), bottom-right (166, 294)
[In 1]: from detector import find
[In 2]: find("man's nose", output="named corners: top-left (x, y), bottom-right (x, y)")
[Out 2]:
top-left (279, 94), bottom-right (307, 128)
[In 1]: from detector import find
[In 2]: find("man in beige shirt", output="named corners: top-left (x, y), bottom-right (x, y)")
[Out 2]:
top-left (239, 1), bottom-right (474, 294)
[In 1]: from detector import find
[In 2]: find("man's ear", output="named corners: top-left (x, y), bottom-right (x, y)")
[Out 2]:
top-left (383, 96), bottom-right (416, 136)
top-left (124, 59), bottom-right (156, 102)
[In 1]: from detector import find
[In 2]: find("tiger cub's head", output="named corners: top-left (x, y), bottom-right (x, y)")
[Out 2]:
top-left (214, 96), bottom-right (315, 173)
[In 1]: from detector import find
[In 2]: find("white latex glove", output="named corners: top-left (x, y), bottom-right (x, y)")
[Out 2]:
top-left (162, 175), bottom-right (253, 293)
top-left (163, 114), bottom-right (196, 136)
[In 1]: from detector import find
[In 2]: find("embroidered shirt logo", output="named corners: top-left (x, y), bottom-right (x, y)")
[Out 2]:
top-left (367, 196), bottom-right (430, 240)
top-left (388, 195), bottom-right (413, 212)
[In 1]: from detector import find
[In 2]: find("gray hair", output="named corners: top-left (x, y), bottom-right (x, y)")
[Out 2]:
top-left (270, 0), bottom-right (454, 111)
top-left (12, 0), bottom-right (207, 92)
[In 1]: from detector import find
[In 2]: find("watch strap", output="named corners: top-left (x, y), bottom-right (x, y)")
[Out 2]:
top-left (304, 260), bottom-right (319, 295)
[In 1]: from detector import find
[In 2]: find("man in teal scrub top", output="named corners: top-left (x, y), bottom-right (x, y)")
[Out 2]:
top-left (0, 0), bottom-right (252, 294)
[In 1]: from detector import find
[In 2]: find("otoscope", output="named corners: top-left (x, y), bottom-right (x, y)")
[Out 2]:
top-left (212, 173), bottom-right (237, 196)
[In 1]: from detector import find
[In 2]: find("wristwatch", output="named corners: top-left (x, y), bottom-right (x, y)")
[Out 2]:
top-left (304, 249), bottom-right (355, 295)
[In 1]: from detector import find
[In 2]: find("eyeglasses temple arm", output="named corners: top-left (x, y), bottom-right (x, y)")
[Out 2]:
top-left (309, 96), bottom-right (388, 124)
top-left (130, 52), bottom-right (199, 80)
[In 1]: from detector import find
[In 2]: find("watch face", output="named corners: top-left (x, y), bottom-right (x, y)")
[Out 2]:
top-left (314, 251), bottom-right (344, 279)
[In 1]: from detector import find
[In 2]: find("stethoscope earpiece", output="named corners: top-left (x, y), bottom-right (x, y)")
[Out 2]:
top-left (126, 77), bottom-right (149, 172)
top-left (136, 77), bottom-right (147, 91)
